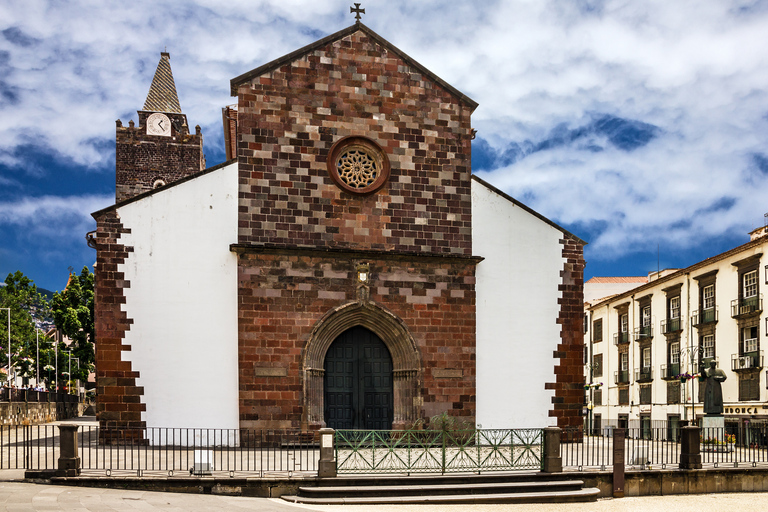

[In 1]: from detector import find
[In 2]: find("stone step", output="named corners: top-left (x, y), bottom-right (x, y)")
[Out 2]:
top-left (282, 487), bottom-right (601, 505)
top-left (296, 479), bottom-right (587, 498)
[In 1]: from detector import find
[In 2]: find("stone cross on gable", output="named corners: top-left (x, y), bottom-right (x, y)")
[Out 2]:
top-left (351, 3), bottom-right (365, 21)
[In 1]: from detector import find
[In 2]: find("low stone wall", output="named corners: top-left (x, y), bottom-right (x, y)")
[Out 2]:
top-left (0, 401), bottom-right (86, 425)
top-left (579, 466), bottom-right (768, 497)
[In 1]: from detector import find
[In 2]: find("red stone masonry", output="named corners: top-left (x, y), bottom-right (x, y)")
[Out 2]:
top-left (549, 234), bottom-right (586, 430)
top-left (92, 209), bottom-right (146, 442)
top-left (115, 112), bottom-right (205, 203)
top-left (235, 29), bottom-right (474, 256)
top-left (232, 25), bottom-right (480, 430)
top-left (235, 248), bottom-right (478, 430)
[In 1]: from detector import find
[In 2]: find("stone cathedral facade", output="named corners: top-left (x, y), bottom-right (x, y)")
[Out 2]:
top-left (92, 21), bottom-right (586, 440)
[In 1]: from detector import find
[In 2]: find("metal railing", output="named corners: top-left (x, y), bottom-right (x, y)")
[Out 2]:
top-left (731, 351), bottom-right (764, 371)
top-left (633, 325), bottom-right (653, 340)
top-left (562, 426), bottom-right (681, 470)
top-left (692, 308), bottom-right (717, 326)
top-left (613, 332), bottom-right (630, 345)
top-left (660, 363), bottom-right (681, 379)
top-left (335, 428), bottom-right (543, 474)
top-left (661, 318), bottom-right (682, 334)
top-left (78, 427), bottom-right (319, 476)
top-left (614, 370), bottom-right (630, 384)
top-left (634, 367), bottom-right (653, 382)
top-left (731, 295), bottom-right (763, 318)
top-left (700, 425), bottom-right (768, 466)
top-left (0, 388), bottom-right (80, 403)
top-left (0, 424), bottom-right (59, 470)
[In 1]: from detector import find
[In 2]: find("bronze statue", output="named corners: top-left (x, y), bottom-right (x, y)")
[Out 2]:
top-left (702, 361), bottom-right (727, 415)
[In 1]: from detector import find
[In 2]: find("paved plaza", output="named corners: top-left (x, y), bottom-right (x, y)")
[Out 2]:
top-left (1, 474), bottom-right (767, 512)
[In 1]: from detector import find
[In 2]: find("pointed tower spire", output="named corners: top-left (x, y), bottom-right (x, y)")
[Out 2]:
top-left (143, 52), bottom-right (182, 113)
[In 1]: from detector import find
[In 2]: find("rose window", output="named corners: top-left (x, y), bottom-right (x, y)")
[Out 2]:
top-left (327, 136), bottom-right (390, 195)
top-left (336, 147), bottom-right (379, 189)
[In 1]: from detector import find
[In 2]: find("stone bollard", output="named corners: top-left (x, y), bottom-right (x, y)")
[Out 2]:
top-left (679, 425), bottom-right (702, 469)
top-left (318, 428), bottom-right (337, 478)
top-left (541, 427), bottom-right (562, 473)
top-left (57, 424), bottom-right (81, 477)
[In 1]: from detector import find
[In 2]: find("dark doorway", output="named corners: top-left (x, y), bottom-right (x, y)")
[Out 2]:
top-left (324, 326), bottom-right (393, 430)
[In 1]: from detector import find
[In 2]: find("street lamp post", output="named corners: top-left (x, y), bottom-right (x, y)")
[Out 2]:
top-left (72, 357), bottom-right (79, 395)
top-left (1, 308), bottom-right (10, 387)
top-left (36, 329), bottom-right (39, 388)
top-left (584, 362), bottom-right (600, 435)
top-left (679, 346), bottom-right (702, 423)
top-left (66, 350), bottom-right (71, 393)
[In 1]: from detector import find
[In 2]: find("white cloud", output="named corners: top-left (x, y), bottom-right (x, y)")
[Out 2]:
top-left (0, 194), bottom-right (112, 240)
top-left (0, 0), bottom-right (767, 266)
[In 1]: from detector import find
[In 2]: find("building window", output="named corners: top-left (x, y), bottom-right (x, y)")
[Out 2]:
top-left (592, 319), bottom-right (603, 342)
top-left (592, 354), bottom-right (603, 378)
top-left (642, 347), bottom-right (651, 369)
top-left (703, 284), bottom-right (715, 310)
top-left (593, 389), bottom-right (602, 406)
top-left (669, 296), bottom-right (680, 319)
top-left (739, 373), bottom-right (760, 401)
top-left (620, 352), bottom-right (628, 371)
top-left (670, 341), bottom-right (680, 364)
top-left (640, 385), bottom-right (652, 405)
top-left (620, 313), bottom-right (628, 333)
top-left (702, 334), bottom-right (715, 359)
top-left (667, 381), bottom-right (680, 404)
top-left (619, 388), bottom-right (629, 405)
top-left (744, 270), bottom-right (758, 298)
top-left (743, 325), bottom-right (759, 354)
top-left (642, 305), bottom-right (651, 327)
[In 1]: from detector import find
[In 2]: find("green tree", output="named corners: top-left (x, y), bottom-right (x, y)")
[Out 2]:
top-left (0, 271), bottom-right (49, 385)
top-left (51, 266), bottom-right (95, 389)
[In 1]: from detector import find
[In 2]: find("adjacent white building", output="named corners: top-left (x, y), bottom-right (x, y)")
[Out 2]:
top-left (585, 226), bottom-right (767, 440)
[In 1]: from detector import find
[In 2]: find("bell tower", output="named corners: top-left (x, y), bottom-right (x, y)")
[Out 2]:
top-left (115, 52), bottom-right (205, 202)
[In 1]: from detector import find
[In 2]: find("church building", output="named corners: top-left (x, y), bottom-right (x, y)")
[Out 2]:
top-left (91, 18), bottom-right (585, 440)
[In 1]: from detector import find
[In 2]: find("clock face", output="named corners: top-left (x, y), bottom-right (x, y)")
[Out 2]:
top-left (147, 113), bottom-right (171, 137)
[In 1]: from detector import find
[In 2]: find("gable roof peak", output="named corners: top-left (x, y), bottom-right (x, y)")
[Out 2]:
top-left (143, 52), bottom-right (182, 114)
top-left (229, 23), bottom-right (477, 111)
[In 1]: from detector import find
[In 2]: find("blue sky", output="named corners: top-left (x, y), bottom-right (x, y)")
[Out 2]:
top-left (1, 0), bottom-right (768, 292)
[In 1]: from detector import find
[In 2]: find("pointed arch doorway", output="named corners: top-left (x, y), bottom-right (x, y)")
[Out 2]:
top-left (324, 326), bottom-right (393, 430)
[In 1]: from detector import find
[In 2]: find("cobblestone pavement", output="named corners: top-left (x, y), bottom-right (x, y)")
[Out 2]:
top-left (1, 478), bottom-right (768, 512)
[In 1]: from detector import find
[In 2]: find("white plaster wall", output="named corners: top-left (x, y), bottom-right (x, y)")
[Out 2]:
top-left (117, 163), bottom-right (239, 432)
top-left (472, 180), bottom-right (566, 429)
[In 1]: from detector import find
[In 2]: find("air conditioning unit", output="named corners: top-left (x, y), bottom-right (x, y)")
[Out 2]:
top-left (739, 356), bottom-right (752, 369)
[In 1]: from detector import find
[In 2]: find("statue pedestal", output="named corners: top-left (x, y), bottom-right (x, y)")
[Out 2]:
top-left (701, 415), bottom-right (725, 450)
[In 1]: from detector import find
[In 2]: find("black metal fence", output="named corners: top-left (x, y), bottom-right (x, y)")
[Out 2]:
top-left (0, 388), bottom-right (80, 403)
top-left (0, 424), bottom-right (59, 470)
top-left (78, 427), bottom-right (320, 476)
top-left (563, 425), bottom-right (681, 469)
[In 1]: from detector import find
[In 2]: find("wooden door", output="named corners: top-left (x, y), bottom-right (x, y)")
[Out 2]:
top-left (324, 326), bottom-right (393, 430)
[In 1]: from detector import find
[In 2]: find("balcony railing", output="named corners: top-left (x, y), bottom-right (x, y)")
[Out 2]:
top-left (731, 351), bottom-right (764, 371)
top-left (634, 367), bottom-right (653, 382)
top-left (614, 370), bottom-right (630, 385)
top-left (613, 332), bottom-right (630, 345)
top-left (691, 307), bottom-right (717, 326)
top-left (633, 325), bottom-right (653, 340)
top-left (731, 295), bottom-right (763, 318)
top-left (660, 363), bottom-right (681, 380)
top-left (661, 317), bottom-right (682, 334)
